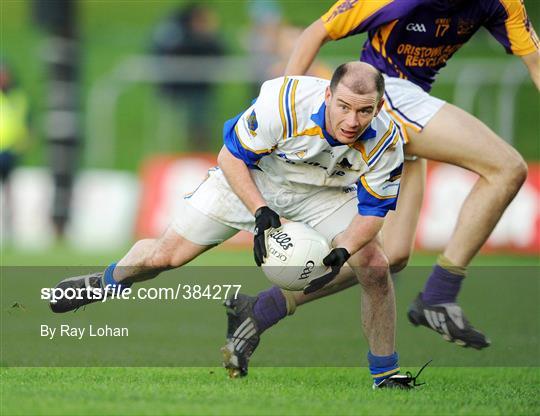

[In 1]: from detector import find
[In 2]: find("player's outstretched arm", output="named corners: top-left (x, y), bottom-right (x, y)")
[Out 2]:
top-left (284, 19), bottom-right (331, 76)
top-left (521, 50), bottom-right (540, 90)
top-left (217, 145), bottom-right (267, 214)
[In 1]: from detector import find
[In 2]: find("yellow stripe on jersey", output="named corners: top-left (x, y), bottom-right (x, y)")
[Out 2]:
top-left (234, 124), bottom-right (275, 154)
top-left (352, 121), bottom-right (396, 164)
top-left (278, 77), bottom-right (289, 139)
top-left (371, 19), bottom-right (398, 58)
top-left (290, 79), bottom-right (300, 137)
top-left (383, 104), bottom-right (409, 143)
top-left (322, 0), bottom-right (394, 40)
top-left (295, 126), bottom-right (325, 139)
top-left (499, 0), bottom-right (540, 55)
top-left (360, 176), bottom-right (397, 200)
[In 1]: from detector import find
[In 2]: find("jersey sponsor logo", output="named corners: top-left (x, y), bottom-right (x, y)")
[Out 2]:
top-left (406, 22), bottom-right (427, 32)
top-left (247, 110), bottom-right (258, 136)
top-left (397, 43), bottom-right (464, 67)
top-left (324, 0), bottom-right (359, 23)
top-left (295, 150), bottom-right (307, 159)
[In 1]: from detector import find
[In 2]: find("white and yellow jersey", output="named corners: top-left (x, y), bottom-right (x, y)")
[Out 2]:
top-left (223, 76), bottom-right (404, 217)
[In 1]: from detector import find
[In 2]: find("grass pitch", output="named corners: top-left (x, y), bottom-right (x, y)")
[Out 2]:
top-left (2, 367), bottom-right (539, 415)
top-left (1, 248), bottom-right (539, 415)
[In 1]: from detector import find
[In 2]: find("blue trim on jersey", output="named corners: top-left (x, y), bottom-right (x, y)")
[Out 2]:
top-left (223, 111), bottom-right (270, 168)
top-left (284, 79), bottom-right (293, 137)
top-left (311, 102), bottom-right (377, 147)
top-left (368, 124), bottom-right (399, 168)
top-left (357, 181), bottom-right (398, 217)
top-left (360, 125), bottom-right (377, 140)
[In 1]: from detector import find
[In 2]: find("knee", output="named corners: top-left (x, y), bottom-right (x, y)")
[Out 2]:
top-left (354, 246), bottom-right (390, 290)
top-left (144, 243), bottom-right (184, 270)
top-left (148, 253), bottom-right (174, 270)
top-left (494, 151), bottom-right (528, 191)
top-left (506, 153), bottom-right (528, 188)
top-left (387, 247), bottom-right (411, 273)
top-left (389, 255), bottom-right (409, 273)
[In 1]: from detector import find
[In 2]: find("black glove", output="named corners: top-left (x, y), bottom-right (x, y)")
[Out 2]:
top-left (253, 206), bottom-right (281, 266)
top-left (303, 248), bottom-right (350, 294)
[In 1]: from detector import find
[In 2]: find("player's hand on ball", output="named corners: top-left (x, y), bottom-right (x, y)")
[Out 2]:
top-left (303, 248), bottom-right (350, 294)
top-left (253, 206), bottom-right (281, 266)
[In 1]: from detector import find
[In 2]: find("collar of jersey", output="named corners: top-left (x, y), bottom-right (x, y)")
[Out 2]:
top-left (311, 102), bottom-right (377, 147)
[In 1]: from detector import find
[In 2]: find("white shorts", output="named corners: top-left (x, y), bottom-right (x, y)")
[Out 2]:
top-left (382, 76), bottom-right (446, 144)
top-left (172, 168), bottom-right (358, 246)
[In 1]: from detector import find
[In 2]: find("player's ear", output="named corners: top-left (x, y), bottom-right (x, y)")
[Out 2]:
top-left (374, 97), bottom-right (385, 116)
top-left (324, 86), bottom-right (332, 105)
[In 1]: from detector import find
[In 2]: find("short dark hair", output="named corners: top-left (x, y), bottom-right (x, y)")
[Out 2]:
top-left (329, 62), bottom-right (385, 99)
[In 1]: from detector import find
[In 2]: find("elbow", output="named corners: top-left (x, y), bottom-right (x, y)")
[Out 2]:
top-left (308, 19), bottom-right (331, 45)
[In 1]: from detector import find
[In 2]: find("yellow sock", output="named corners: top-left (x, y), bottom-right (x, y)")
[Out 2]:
top-left (437, 254), bottom-right (467, 277)
top-left (280, 289), bottom-right (297, 315)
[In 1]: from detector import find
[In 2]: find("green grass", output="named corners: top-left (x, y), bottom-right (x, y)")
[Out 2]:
top-left (2, 244), bottom-right (539, 266)
top-left (1, 367), bottom-right (539, 415)
top-left (1, 249), bottom-right (538, 414)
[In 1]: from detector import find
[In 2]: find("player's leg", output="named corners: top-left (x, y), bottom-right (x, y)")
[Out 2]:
top-left (405, 102), bottom-right (527, 348)
top-left (50, 181), bottom-right (241, 313)
top-left (346, 236), bottom-right (395, 355)
top-left (49, 228), bottom-right (213, 313)
top-left (382, 156), bottom-right (426, 273)
top-left (345, 236), bottom-right (410, 388)
top-left (407, 103), bottom-right (527, 266)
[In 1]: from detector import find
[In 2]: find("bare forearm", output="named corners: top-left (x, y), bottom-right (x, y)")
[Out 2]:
top-left (284, 19), bottom-right (330, 75)
top-left (522, 50), bottom-right (540, 90)
top-left (333, 215), bottom-right (384, 255)
top-left (217, 146), bottom-right (266, 215)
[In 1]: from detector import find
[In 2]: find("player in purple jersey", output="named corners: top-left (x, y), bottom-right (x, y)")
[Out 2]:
top-left (219, 0), bottom-right (539, 378)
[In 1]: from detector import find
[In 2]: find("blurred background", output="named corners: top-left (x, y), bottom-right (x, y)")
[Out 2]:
top-left (1, 0), bottom-right (539, 262)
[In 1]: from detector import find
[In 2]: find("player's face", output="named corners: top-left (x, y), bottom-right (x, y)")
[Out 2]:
top-left (324, 83), bottom-right (383, 145)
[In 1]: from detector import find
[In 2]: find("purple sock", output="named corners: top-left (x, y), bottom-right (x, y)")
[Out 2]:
top-left (252, 286), bottom-right (287, 333)
top-left (422, 265), bottom-right (464, 305)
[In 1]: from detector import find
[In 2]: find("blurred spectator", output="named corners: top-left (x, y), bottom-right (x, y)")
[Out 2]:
top-left (151, 4), bottom-right (225, 151)
top-left (0, 60), bottom-right (30, 239)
